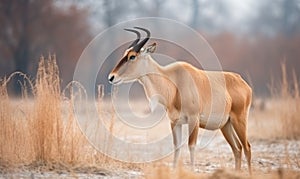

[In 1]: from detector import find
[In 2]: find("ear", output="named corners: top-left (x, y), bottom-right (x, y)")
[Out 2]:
top-left (145, 42), bottom-right (157, 53)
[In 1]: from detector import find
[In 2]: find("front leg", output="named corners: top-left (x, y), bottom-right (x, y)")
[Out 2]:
top-left (171, 122), bottom-right (182, 168)
top-left (188, 118), bottom-right (199, 170)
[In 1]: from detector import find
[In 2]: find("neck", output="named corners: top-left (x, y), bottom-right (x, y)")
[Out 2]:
top-left (138, 55), bottom-right (176, 108)
top-left (138, 55), bottom-right (163, 94)
top-left (141, 55), bottom-right (162, 74)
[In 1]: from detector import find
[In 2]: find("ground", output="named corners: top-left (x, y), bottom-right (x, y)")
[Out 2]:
top-left (0, 99), bottom-right (300, 178)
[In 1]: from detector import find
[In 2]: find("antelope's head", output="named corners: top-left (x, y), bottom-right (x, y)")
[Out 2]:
top-left (108, 27), bottom-right (156, 85)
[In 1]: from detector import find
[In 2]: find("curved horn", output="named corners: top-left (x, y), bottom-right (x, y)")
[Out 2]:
top-left (124, 28), bottom-right (141, 48)
top-left (133, 27), bottom-right (150, 52)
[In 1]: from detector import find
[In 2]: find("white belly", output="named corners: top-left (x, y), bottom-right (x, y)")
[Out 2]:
top-left (170, 112), bottom-right (229, 130)
top-left (199, 113), bottom-right (229, 130)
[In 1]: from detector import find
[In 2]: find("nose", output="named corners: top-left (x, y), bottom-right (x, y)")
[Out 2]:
top-left (108, 74), bottom-right (115, 83)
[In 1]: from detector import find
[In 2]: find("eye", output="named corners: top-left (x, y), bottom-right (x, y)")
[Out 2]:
top-left (129, 55), bottom-right (136, 60)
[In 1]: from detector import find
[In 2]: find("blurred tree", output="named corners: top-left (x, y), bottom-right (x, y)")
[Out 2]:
top-left (133, 0), bottom-right (167, 17)
top-left (0, 0), bottom-right (91, 94)
top-left (189, 0), bottom-right (230, 32)
top-left (102, 0), bottom-right (126, 27)
top-left (190, 0), bottom-right (200, 28)
top-left (252, 0), bottom-right (300, 36)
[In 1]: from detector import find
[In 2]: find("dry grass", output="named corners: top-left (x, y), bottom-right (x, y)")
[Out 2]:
top-left (145, 164), bottom-right (300, 179)
top-left (0, 55), bottom-right (135, 174)
top-left (276, 63), bottom-right (300, 139)
top-left (145, 163), bottom-right (203, 179)
top-left (0, 55), bottom-right (84, 167)
top-left (250, 62), bottom-right (300, 140)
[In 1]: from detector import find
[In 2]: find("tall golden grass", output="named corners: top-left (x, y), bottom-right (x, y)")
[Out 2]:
top-left (250, 62), bottom-right (300, 140)
top-left (270, 62), bottom-right (300, 139)
top-left (0, 55), bottom-right (127, 173)
top-left (2, 56), bottom-right (64, 165)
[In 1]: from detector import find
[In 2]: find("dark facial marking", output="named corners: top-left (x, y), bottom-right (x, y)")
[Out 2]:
top-left (112, 55), bottom-right (128, 73)
top-left (112, 50), bottom-right (138, 73)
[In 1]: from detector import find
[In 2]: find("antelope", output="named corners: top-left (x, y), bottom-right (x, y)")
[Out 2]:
top-left (108, 27), bottom-right (252, 174)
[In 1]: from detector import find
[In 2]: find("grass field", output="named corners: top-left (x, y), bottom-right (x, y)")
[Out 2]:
top-left (0, 56), bottom-right (299, 178)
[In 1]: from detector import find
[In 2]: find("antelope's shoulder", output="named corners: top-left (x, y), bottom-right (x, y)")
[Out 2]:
top-left (223, 71), bottom-right (243, 81)
top-left (222, 72), bottom-right (251, 90)
top-left (164, 61), bottom-right (202, 74)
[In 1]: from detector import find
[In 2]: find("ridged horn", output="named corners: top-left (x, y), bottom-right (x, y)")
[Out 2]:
top-left (133, 27), bottom-right (150, 52)
top-left (124, 28), bottom-right (141, 48)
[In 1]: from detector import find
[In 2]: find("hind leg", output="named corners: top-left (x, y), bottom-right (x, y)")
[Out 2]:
top-left (230, 112), bottom-right (252, 174)
top-left (221, 119), bottom-right (242, 170)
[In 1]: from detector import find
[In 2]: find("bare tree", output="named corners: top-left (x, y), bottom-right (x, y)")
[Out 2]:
top-left (189, 0), bottom-right (230, 32)
top-left (190, 0), bottom-right (199, 28)
top-left (251, 0), bottom-right (300, 36)
top-left (0, 0), bottom-right (91, 94)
